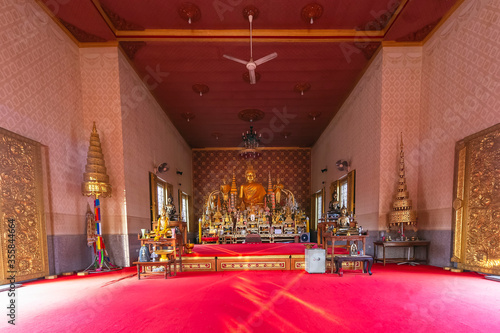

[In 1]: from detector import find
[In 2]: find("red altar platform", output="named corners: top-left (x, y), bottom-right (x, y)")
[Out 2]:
top-left (180, 243), bottom-right (349, 272)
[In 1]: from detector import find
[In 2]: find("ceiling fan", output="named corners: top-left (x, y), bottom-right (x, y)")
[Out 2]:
top-left (223, 7), bottom-right (277, 84)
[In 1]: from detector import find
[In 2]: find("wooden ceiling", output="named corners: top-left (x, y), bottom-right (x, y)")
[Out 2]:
top-left (39, 0), bottom-right (460, 148)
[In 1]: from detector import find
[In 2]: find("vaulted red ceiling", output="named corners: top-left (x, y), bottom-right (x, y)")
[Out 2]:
top-left (39, 0), bottom-right (460, 148)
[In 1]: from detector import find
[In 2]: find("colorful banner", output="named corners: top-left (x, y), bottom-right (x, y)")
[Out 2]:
top-left (94, 198), bottom-right (101, 225)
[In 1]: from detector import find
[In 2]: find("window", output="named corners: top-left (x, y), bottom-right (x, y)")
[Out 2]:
top-left (339, 180), bottom-right (348, 208)
top-left (179, 190), bottom-right (191, 232)
top-left (157, 183), bottom-right (165, 217)
top-left (150, 172), bottom-right (173, 226)
top-left (317, 192), bottom-right (323, 222)
top-left (330, 169), bottom-right (356, 215)
top-left (312, 188), bottom-right (325, 230)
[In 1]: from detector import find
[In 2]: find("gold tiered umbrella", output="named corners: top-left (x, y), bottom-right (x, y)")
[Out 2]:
top-left (81, 122), bottom-right (117, 272)
top-left (82, 122), bottom-right (112, 198)
top-left (389, 134), bottom-right (417, 236)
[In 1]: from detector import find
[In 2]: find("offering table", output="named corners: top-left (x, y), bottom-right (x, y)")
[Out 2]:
top-left (323, 233), bottom-right (369, 273)
top-left (373, 240), bottom-right (430, 266)
top-left (138, 234), bottom-right (184, 275)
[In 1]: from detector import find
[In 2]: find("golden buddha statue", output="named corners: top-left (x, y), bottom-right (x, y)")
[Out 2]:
top-left (274, 178), bottom-right (284, 205)
top-left (220, 180), bottom-right (231, 202)
top-left (337, 205), bottom-right (350, 228)
top-left (328, 190), bottom-right (340, 213)
top-left (239, 165), bottom-right (266, 209)
top-left (154, 208), bottom-right (172, 240)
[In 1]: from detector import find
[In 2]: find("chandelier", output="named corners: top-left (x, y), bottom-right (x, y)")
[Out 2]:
top-left (240, 125), bottom-right (262, 159)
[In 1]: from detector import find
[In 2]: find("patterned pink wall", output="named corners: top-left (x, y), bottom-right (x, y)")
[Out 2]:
top-left (379, 47), bottom-right (422, 227)
top-left (313, 0), bottom-right (500, 234)
top-left (418, 0), bottom-right (500, 230)
top-left (80, 47), bottom-right (126, 234)
top-left (118, 52), bottom-right (193, 233)
top-left (0, 1), bottom-right (194, 240)
top-left (312, 52), bottom-right (383, 230)
top-left (192, 149), bottom-right (311, 222)
top-left (0, 0), bottom-right (86, 235)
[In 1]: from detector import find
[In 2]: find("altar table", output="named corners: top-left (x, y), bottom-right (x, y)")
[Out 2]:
top-left (373, 241), bottom-right (430, 266)
top-left (138, 235), bottom-right (183, 275)
top-left (324, 234), bottom-right (368, 273)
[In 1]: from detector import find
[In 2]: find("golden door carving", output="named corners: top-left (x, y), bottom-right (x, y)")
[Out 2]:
top-left (0, 128), bottom-right (49, 284)
top-left (452, 123), bottom-right (500, 275)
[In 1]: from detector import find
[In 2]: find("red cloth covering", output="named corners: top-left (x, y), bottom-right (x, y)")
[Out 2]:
top-left (183, 243), bottom-right (349, 257)
top-left (201, 236), bottom-right (219, 242)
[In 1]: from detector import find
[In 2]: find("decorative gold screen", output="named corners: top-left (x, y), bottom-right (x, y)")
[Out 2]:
top-left (452, 123), bottom-right (500, 275)
top-left (0, 128), bottom-right (49, 284)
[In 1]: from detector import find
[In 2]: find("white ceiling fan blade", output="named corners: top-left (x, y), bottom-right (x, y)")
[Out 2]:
top-left (254, 52), bottom-right (277, 66)
top-left (249, 68), bottom-right (256, 84)
top-left (223, 54), bottom-right (248, 66)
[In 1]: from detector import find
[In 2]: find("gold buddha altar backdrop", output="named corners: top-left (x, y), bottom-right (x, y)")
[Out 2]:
top-left (452, 123), bottom-right (500, 275)
top-left (0, 128), bottom-right (49, 284)
top-left (192, 148), bottom-right (311, 221)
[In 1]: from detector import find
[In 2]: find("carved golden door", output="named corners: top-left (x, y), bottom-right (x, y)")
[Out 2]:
top-left (452, 123), bottom-right (500, 275)
top-left (0, 128), bottom-right (49, 284)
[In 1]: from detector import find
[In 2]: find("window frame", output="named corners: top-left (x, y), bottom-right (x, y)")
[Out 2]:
top-left (330, 169), bottom-right (356, 215)
top-left (150, 172), bottom-right (173, 228)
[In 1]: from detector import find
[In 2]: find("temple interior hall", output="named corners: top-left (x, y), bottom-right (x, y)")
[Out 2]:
top-left (0, 0), bottom-right (499, 332)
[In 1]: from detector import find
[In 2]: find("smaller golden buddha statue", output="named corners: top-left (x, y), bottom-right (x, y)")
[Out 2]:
top-left (274, 178), bottom-right (284, 205)
top-left (284, 206), bottom-right (294, 224)
top-left (214, 209), bottom-right (223, 222)
top-left (337, 205), bottom-right (350, 228)
top-left (154, 208), bottom-right (172, 240)
top-left (220, 181), bottom-right (231, 203)
top-left (329, 190), bottom-right (340, 213)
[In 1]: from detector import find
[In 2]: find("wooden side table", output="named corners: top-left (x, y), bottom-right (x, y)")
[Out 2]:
top-left (138, 235), bottom-right (183, 275)
top-left (373, 241), bottom-right (430, 266)
top-left (134, 261), bottom-right (172, 280)
top-left (324, 234), bottom-right (368, 274)
top-left (333, 255), bottom-right (373, 276)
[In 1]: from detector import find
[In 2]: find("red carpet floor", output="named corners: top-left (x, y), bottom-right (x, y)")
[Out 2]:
top-left (2, 264), bottom-right (499, 333)
top-left (183, 243), bottom-right (348, 257)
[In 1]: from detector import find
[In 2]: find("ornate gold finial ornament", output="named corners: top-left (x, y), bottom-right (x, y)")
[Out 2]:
top-left (82, 122), bottom-right (112, 198)
top-left (267, 170), bottom-right (273, 195)
top-left (389, 133), bottom-right (417, 230)
top-left (81, 122), bottom-right (117, 272)
top-left (230, 168), bottom-right (238, 194)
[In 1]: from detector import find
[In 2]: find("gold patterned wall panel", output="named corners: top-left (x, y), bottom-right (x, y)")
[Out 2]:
top-left (0, 128), bottom-right (49, 284)
top-left (452, 123), bottom-right (500, 275)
